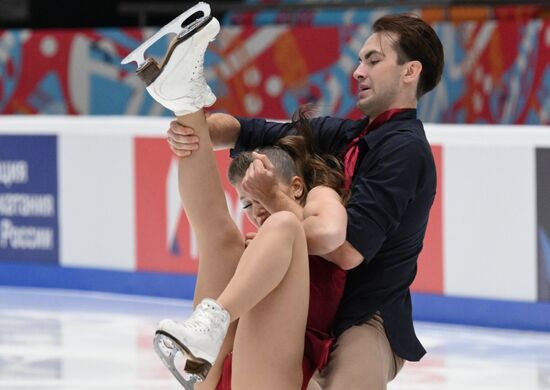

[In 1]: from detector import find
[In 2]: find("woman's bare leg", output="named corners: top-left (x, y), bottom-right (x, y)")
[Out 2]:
top-left (173, 111), bottom-right (243, 301)
top-left (216, 211), bottom-right (310, 390)
top-left (174, 111), bottom-right (244, 389)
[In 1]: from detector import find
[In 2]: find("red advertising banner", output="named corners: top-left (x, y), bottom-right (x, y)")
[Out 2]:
top-left (134, 138), bottom-right (255, 274)
top-left (412, 145), bottom-right (444, 294)
top-left (135, 137), bottom-right (444, 290)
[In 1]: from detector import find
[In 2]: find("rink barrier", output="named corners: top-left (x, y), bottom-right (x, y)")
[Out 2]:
top-left (1, 262), bottom-right (549, 332)
top-left (0, 262), bottom-right (196, 299)
top-left (412, 293), bottom-right (550, 332)
top-left (1, 115), bottom-right (550, 331)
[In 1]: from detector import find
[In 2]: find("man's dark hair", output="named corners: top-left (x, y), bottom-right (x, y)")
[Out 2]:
top-left (373, 14), bottom-right (444, 99)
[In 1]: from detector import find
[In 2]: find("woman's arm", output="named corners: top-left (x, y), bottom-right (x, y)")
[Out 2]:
top-left (303, 188), bottom-right (364, 269)
top-left (321, 241), bottom-right (364, 270)
top-left (302, 186), bottom-right (347, 258)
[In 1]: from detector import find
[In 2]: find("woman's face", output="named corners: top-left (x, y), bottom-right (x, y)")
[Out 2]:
top-left (234, 178), bottom-right (297, 228)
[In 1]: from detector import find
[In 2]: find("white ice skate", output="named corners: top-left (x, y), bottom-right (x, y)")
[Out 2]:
top-left (121, 2), bottom-right (220, 115)
top-left (154, 298), bottom-right (230, 386)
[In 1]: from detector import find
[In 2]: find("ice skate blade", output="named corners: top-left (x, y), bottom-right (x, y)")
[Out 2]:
top-left (133, 15), bottom-right (216, 86)
top-left (153, 331), bottom-right (212, 387)
top-left (121, 1), bottom-right (212, 68)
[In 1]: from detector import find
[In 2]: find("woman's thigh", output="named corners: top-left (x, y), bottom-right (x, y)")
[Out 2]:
top-left (231, 221), bottom-right (310, 390)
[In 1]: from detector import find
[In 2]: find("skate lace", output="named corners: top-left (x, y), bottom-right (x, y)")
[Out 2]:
top-left (185, 302), bottom-right (225, 334)
top-left (188, 57), bottom-right (209, 101)
top-left (190, 57), bottom-right (205, 82)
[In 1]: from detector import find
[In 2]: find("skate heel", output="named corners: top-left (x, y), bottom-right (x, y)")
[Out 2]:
top-left (121, 1), bottom-right (213, 69)
top-left (184, 357), bottom-right (212, 380)
top-left (153, 331), bottom-right (212, 386)
top-left (135, 57), bottom-right (161, 86)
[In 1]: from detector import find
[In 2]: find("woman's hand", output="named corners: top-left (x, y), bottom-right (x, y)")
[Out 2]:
top-left (241, 152), bottom-right (279, 206)
top-left (244, 232), bottom-right (257, 247)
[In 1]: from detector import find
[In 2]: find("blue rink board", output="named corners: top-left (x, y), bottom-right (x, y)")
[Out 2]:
top-left (0, 262), bottom-right (549, 332)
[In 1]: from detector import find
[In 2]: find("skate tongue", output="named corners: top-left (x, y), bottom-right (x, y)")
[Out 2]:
top-left (121, 1), bottom-right (212, 67)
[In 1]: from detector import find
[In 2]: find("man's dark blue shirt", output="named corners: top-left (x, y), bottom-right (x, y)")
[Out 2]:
top-left (231, 109), bottom-right (435, 361)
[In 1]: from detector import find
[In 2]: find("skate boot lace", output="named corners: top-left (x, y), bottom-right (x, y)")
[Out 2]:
top-left (184, 301), bottom-right (226, 335)
top-left (192, 57), bottom-right (203, 78)
top-left (188, 57), bottom-right (210, 104)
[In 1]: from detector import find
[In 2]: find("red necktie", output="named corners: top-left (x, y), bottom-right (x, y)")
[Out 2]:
top-left (343, 109), bottom-right (409, 189)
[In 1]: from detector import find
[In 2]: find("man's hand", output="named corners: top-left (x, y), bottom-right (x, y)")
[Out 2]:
top-left (166, 120), bottom-right (199, 158)
top-left (241, 152), bottom-right (279, 205)
top-left (166, 113), bottom-right (242, 155)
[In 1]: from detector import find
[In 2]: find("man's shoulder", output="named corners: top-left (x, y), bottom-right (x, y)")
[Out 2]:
top-left (311, 116), bottom-right (366, 128)
top-left (367, 120), bottom-right (425, 150)
top-left (369, 127), bottom-right (434, 170)
top-left (386, 116), bottom-right (424, 134)
top-left (310, 116), bottom-right (369, 153)
top-left (314, 116), bottom-right (369, 137)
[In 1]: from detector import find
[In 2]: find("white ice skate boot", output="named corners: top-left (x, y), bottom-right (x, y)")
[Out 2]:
top-left (121, 2), bottom-right (220, 115)
top-left (154, 298), bottom-right (230, 385)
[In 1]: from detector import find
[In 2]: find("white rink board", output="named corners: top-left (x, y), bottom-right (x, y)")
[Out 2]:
top-left (443, 145), bottom-right (537, 301)
top-left (58, 133), bottom-right (136, 271)
top-left (0, 116), bottom-right (549, 307)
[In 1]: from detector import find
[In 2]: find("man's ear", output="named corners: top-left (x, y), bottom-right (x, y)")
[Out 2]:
top-left (403, 60), bottom-right (422, 84)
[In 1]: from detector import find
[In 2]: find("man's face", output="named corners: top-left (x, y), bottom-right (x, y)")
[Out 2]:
top-left (353, 31), bottom-right (406, 118)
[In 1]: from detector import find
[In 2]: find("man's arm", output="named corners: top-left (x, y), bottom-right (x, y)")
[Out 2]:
top-left (206, 112), bottom-right (241, 150)
top-left (344, 134), bottom-right (430, 265)
top-left (167, 113), bottom-right (358, 158)
top-left (167, 113), bottom-right (241, 157)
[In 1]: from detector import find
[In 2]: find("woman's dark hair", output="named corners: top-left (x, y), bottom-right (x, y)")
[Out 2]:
top-left (372, 14), bottom-right (444, 99)
top-left (228, 105), bottom-right (349, 205)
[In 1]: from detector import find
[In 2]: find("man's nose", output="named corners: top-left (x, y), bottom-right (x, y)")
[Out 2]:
top-left (353, 63), bottom-right (365, 81)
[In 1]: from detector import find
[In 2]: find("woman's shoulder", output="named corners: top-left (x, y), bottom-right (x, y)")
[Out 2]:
top-left (307, 185), bottom-right (341, 202)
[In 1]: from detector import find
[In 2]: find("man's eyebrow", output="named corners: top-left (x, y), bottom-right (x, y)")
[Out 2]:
top-left (359, 50), bottom-right (383, 60)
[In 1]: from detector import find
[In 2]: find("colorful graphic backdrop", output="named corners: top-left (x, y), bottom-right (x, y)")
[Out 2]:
top-left (1, 15), bottom-right (549, 123)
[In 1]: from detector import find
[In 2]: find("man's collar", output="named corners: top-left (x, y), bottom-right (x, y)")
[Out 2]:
top-left (362, 108), bottom-right (418, 148)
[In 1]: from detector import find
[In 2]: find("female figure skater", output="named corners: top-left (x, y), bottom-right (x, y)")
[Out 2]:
top-left (157, 105), bottom-right (349, 390)
top-left (124, 11), bottom-right (349, 389)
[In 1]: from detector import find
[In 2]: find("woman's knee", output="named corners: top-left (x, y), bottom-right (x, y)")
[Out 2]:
top-left (262, 211), bottom-right (303, 234)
